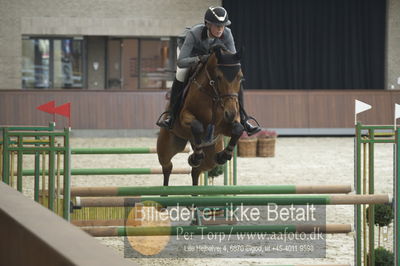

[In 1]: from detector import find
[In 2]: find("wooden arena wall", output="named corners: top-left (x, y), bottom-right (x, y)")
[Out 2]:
top-left (0, 90), bottom-right (399, 130)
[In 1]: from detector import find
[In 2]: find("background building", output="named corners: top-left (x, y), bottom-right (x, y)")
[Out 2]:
top-left (0, 0), bottom-right (399, 134)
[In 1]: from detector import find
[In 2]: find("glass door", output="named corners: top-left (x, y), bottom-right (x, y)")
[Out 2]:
top-left (53, 39), bottom-right (84, 88)
top-left (22, 39), bottom-right (50, 88)
top-left (22, 37), bottom-right (85, 89)
top-left (122, 39), bottom-right (139, 90)
top-left (107, 39), bottom-right (122, 89)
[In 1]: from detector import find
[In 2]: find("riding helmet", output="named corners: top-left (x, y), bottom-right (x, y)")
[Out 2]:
top-left (204, 6), bottom-right (231, 26)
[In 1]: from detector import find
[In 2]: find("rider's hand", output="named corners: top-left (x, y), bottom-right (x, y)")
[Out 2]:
top-left (198, 54), bottom-right (209, 63)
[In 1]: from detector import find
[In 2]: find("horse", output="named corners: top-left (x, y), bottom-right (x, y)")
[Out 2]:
top-left (157, 45), bottom-right (244, 186)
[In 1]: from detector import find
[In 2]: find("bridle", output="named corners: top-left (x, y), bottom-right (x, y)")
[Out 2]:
top-left (194, 62), bottom-right (240, 105)
top-left (192, 59), bottom-right (241, 124)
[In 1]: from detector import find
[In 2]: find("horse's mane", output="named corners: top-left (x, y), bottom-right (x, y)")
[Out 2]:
top-left (210, 44), bottom-right (229, 54)
top-left (209, 44), bottom-right (240, 65)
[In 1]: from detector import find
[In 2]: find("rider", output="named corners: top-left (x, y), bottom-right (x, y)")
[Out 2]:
top-left (157, 6), bottom-right (261, 136)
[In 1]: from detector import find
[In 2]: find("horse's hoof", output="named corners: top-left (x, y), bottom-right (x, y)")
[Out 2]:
top-left (188, 153), bottom-right (204, 167)
top-left (215, 152), bottom-right (232, 165)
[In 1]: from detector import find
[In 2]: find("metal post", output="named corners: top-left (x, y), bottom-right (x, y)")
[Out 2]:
top-left (56, 144), bottom-right (61, 215)
top-left (48, 135), bottom-right (55, 211)
top-left (63, 128), bottom-right (71, 221)
top-left (0, 144), bottom-right (3, 182)
top-left (2, 128), bottom-right (9, 184)
top-left (41, 151), bottom-right (46, 205)
top-left (362, 140), bottom-right (367, 265)
top-left (34, 136), bottom-right (40, 202)
top-left (224, 137), bottom-right (228, 185)
top-left (233, 144), bottom-right (237, 185)
top-left (395, 129), bottom-right (400, 266)
top-left (204, 171), bottom-right (208, 186)
top-left (17, 136), bottom-right (23, 192)
top-left (368, 129), bottom-right (375, 266)
top-left (355, 122), bottom-right (362, 266)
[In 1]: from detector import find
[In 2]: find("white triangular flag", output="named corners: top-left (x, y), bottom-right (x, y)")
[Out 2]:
top-left (395, 104), bottom-right (400, 120)
top-left (355, 100), bottom-right (372, 114)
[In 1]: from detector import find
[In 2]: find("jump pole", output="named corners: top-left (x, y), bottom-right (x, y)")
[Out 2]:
top-left (81, 224), bottom-right (353, 237)
top-left (263, 265), bottom-right (349, 266)
top-left (21, 167), bottom-right (191, 176)
top-left (71, 147), bottom-right (190, 154)
top-left (69, 184), bottom-right (353, 197)
top-left (73, 219), bottom-right (352, 232)
top-left (74, 194), bottom-right (391, 208)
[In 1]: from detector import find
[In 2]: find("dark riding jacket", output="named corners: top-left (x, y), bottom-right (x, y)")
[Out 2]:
top-left (177, 24), bottom-right (236, 69)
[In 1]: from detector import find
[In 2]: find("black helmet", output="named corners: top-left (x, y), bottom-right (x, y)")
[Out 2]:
top-left (204, 6), bottom-right (231, 26)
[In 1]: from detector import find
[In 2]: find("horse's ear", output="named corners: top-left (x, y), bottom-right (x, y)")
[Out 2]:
top-left (235, 47), bottom-right (244, 60)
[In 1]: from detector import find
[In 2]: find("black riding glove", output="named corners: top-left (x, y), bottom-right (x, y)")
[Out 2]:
top-left (198, 54), bottom-right (210, 63)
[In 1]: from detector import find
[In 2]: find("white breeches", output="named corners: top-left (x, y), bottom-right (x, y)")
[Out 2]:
top-left (175, 46), bottom-right (188, 82)
top-left (176, 67), bottom-right (189, 82)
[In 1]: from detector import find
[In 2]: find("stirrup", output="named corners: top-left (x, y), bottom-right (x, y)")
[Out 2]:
top-left (156, 111), bottom-right (171, 128)
top-left (243, 116), bottom-right (261, 128)
top-left (242, 116), bottom-right (261, 136)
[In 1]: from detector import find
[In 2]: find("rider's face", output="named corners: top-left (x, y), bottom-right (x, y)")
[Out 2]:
top-left (209, 24), bottom-right (225, 38)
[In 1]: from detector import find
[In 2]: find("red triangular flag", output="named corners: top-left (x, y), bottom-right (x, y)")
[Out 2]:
top-left (54, 103), bottom-right (71, 118)
top-left (36, 100), bottom-right (55, 114)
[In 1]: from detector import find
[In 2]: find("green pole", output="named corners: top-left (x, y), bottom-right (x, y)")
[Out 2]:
top-left (22, 167), bottom-right (190, 176)
top-left (233, 144), bottom-right (237, 185)
top-left (77, 194), bottom-right (390, 208)
top-left (224, 137), bottom-right (228, 185)
top-left (71, 147), bottom-right (157, 154)
top-left (395, 129), bottom-right (400, 266)
top-left (63, 128), bottom-right (71, 221)
top-left (17, 136), bottom-right (23, 192)
top-left (69, 184), bottom-right (353, 197)
top-left (34, 136), bottom-right (40, 202)
top-left (2, 128), bottom-right (9, 184)
top-left (355, 122), bottom-right (362, 266)
top-left (368, 129), bottom-right (375, 266)
top-left (79, 194), bottom-right (364, 207)
top-left (48, 135), bottom-right (55, 211)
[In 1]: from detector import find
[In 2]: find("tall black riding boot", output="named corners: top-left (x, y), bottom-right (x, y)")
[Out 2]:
top-left (156, 78), bottom-right (184, 129)
top-left (238, 87), bottom-right (261, 136)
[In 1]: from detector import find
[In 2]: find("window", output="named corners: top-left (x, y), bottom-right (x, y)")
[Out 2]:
top-left (22, 37), bottom-right (85, 89)
top-left (140, 39), bottom-right (171, 89)
top-left (21, 36), bottom-right (176, 90)
top-left (107, 38), bottom-right (176, 90)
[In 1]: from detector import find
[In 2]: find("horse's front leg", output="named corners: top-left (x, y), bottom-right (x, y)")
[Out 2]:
top-left (188, 119), bottom-right (206, 167)
top-left (181, 111), bottom-right (205, 168)
top-left (215, 122), bottom-right (244, 165)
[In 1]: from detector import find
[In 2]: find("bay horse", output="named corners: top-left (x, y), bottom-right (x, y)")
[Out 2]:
top-left (157, 45), bottom-right (244, 186)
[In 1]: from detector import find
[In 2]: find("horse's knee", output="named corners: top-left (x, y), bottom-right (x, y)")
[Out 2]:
top-left (190, 120), bottom-right (204, 144)
top-left (191, 120), bottom-right (204, 135)
top-left (188, 152), bottom-right (205, 168)
top-left (215, 150), bottom-right (232, 165)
